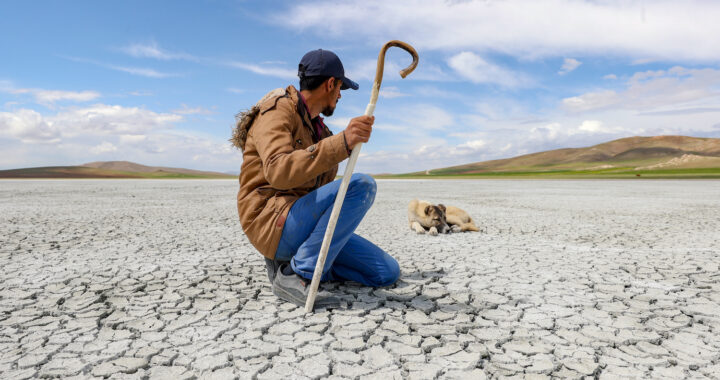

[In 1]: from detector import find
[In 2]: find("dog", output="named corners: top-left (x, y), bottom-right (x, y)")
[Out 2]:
top-left (408, 199), bottom-right (480, 235)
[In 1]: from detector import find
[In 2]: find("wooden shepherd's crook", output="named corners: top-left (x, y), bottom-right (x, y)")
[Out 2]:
top-left (305, 40), bottom-right (419, 312)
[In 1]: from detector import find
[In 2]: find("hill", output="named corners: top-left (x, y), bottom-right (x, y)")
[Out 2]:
top-left (402, 135), bottom-right (720, 178)
top-left (0, 161), bottom-right (236, 179)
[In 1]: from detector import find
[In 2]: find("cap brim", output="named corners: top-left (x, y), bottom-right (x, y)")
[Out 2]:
top-left (340, 76), bottom-right (359, 90)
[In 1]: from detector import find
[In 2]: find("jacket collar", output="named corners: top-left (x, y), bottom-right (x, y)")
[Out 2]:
top-left (286, 86), bottom-right (314, 132)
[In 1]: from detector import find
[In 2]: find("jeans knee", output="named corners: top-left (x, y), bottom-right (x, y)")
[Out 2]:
top-left (350, 173), bottom-right (376, 201)
top-left (376, 257), bottom-right (400, 287)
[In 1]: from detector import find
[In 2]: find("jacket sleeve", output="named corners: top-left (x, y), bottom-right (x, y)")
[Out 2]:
top-left (251, 98), bottom-right (349, 190)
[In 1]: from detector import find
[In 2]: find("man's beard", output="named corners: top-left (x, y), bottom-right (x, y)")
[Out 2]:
top-left (321, 104), bottom-right (335, 117)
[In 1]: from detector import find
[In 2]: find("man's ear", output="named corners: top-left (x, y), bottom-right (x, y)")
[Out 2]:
top-left (325, 77), bottom-right (336, 92)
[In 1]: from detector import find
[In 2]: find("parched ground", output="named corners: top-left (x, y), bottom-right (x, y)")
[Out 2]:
top-left (1, 179), bottom-right (719, 379)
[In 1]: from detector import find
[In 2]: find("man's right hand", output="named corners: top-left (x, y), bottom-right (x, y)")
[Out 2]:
top-left (343, 115), bottom-right (374, 149)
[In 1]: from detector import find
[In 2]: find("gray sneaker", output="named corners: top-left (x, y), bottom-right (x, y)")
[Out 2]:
top-left (272, 264), bottom-right (341, 310)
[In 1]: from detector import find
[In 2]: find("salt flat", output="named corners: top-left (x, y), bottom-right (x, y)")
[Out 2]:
top-left (1, 179), bottom-right (719, 379)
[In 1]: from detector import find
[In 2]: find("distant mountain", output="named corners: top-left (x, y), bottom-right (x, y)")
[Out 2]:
top-left (415, 136), bottom-right (720, 176)
top-left (0, 161), bottom-right (235, 179)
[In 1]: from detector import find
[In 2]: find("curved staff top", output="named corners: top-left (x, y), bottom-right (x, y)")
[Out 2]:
top-left (305, 40), bottom-right (419, 313)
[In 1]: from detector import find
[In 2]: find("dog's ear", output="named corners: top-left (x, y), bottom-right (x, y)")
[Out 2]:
top-left (438, 204), bottom-right (446, 212)
top-left (424, 205), bottom-right (432, 215)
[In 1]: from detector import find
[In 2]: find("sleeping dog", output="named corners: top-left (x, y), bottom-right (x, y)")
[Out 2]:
top-left (408, 199), bottom-right (480, 235)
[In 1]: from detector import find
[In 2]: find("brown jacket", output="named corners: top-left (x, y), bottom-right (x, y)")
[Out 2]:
top-left (237, 85), bottom-right (349, 259)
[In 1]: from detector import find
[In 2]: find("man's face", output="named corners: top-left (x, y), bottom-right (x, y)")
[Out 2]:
top-left (321, 78), bottom-right (342, 117)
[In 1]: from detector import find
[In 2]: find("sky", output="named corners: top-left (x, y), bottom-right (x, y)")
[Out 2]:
top-left (2, 0), bottom-right (720, 174)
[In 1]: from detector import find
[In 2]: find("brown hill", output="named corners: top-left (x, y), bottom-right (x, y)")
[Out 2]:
top-left (0, 161), bottom-right (235, 179)
top-left (426, 136), bottom-right (720, 175)
top-left (81, 161), bottom-right (230, 177)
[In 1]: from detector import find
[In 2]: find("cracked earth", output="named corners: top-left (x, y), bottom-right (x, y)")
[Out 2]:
top-left (1, 179), bottom-right (719, 379)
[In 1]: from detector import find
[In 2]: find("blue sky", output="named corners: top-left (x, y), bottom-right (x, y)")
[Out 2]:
top-left (2, 0), bottom-right (720, 174)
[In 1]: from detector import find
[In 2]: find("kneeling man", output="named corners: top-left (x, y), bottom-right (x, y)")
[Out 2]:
top-left (236, 49), bottom-right (400, 308)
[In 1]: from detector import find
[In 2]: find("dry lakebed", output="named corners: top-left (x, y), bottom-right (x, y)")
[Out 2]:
top-left (1, 179), bottom-right (719, 379)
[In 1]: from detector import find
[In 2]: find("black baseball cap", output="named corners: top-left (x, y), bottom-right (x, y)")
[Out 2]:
top-left (298, 49), bottom-right (359, 90)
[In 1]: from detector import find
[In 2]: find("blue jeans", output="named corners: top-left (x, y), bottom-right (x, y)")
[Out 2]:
top-left (275, 174), bottom-right (400, 287)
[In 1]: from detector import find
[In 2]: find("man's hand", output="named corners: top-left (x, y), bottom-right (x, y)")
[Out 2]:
top-left (343, 115), bottom-right (374, 149)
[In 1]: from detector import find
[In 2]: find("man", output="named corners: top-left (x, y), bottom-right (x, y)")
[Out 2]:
top-left (236, 49), bottom-right (400, 308)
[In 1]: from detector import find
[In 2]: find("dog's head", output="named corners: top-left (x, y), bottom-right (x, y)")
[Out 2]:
top-left (424, 204), bottom-right (450, 234)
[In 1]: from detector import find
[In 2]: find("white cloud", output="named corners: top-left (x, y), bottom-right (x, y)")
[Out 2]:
top-left (395, 104), bottom-right (455, 131)
top-left (90, 142), bottom-right (118, 154)
top-left (0, 105), bottom-right (182, 144)
top-left (577, 120), bottom-right (603, 133)
top-left (413, 86), bottom-right (464, 100)
top-left (563, 66), bottom-right (720, 113)
top-left (62, 56), bottom-right (179, 78)
top-left (2, 85), bottom-right (100, 106)
top-left (19, 89), bottom-right (100, 105)
top-left (559, 58), bottom-right (582, 75)
top-left (0, 105), bottom-right (242, 172)
top-left (119, 42), bottom-right (196, 61)
top-left (603, 74), bottom-right (618, 80)
top-left (119, 134), bottom-right (147, 144)
top-left (107, 65), bottom-right (178, 78)
top-left (226, 61), bottom-right (296, 80)
top-left (448, 52), bottom-right (532, 88)
top-left (563, 90), bottom-right (619, 112)
top-left (458, 139), bottom-right (486, 150)
top-left (280, 0), bottom-right (720, 62)
top-left (347, 58), bottom-right (451, 83)
top-left (379, 86), bottom-right (407, 99)
top-left (0, 109), bottom-right (60, 143)
top-left (172, 104), bottom-right (214, 115)
top-left (56, 104), bottom-right (182, 136)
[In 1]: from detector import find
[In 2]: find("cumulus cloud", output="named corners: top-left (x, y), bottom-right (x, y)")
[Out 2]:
top-left (448, 52), bottom-right (532, 88)
top-left (90, 142), bottom-right (118, 154)
top-left (0, 104), bottom-right (242, 171)
top-left (279, 0), bottom-right (720, 62)
top-left (55, 104), bottom-right (182, 136)
top-left (0, 109), bottom-right (61, 143)
top-left (563, 66), bottom-right (720, 113)
top-left (0, 104), bottom-right (181, 145)
top-left (559, 58), bottom-right (582, 75)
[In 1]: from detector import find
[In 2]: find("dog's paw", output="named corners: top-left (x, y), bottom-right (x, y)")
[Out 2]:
top-left (429, 227), bottom-right (438, 236)
top-left (415, 229), bottom-right (425, 235)
top-left (451, 225), bottom-right (462, 233)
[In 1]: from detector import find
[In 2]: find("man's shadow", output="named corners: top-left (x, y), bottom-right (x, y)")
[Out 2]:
top-left (319, 269), bottom-right (449, 313)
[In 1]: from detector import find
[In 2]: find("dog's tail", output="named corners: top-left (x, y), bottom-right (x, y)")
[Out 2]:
top-left (460, 219), bottom-right (480, 232)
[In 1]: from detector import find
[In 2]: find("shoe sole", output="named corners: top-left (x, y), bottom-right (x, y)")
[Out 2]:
top-left (272, 285), bottom-right (306, 308)
top-left (272, 285), bottom-right (342, 310)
